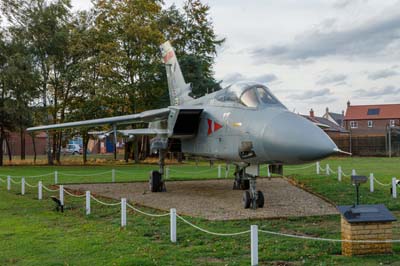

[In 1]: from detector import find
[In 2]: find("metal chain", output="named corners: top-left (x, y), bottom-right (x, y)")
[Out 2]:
top-left (10, 178), bottom-right (21, 184)
top-left (59, 170), bottom-right (111, 177)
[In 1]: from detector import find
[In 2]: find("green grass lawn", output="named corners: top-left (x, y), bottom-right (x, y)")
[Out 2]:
top-left (1, 157), bottom-right (400, 265)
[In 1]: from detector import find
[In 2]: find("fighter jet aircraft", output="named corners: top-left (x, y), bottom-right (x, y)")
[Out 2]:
top-left (28, 41), bottom-right (342, 210)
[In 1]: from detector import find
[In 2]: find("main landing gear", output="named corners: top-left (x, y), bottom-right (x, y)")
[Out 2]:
top-left (233, 166), bottom-right (264, 209)
top-left (149, 149), bottom-right (167, 192)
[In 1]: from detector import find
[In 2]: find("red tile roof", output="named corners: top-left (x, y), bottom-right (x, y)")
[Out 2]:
top-left (344, 104), bottom-right (400, 120)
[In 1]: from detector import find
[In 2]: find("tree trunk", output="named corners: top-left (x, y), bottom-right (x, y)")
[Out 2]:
top-left (124, 138), bottom-right (129, 163)
top-left (20, 127), bottom-right (26, 160)
top-left (0, 127), bottom-right (4, 167)
top-left (55, 132), bottom-right (62, 164)
top-left (134, 138), bottom-right (139, 163)
top-left (5, 134), bottom-right (12, 162)
top-left (31, 133), bottom-right (37, 164)
top-left (82, 132), bottom-right (89, 164)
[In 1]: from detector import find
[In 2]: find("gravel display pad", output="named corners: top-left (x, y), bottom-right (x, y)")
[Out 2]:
top-left (65, 178), bottom-right (338, 220)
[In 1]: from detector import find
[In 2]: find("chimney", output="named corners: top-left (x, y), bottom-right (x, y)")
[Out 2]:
top-left (347, 100), bottom-right (351, 107)
top-left (310, 108), bottom-right (314, 118)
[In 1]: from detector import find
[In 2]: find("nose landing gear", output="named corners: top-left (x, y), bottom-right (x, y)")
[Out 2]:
top-left (242, 176), bottom-right (264, 209)
top-left (234, 166), bottom-right (265, 209)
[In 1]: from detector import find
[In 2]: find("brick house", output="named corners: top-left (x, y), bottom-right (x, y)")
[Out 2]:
top-left (344, 102), bottom-right (400, 136)
top-left (303, 109), bottom-right (349, 138)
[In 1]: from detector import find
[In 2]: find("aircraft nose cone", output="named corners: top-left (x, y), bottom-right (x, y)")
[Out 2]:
top-left (263, 111), bottom-right (337, 163)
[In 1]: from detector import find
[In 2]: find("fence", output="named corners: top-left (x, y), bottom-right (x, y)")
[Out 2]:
top-left (330, 135), bottom-right (400, 156)
top-left (315, 161), bottom-right (398, 198)
top-left (1, 166), bottom-right (400, 265)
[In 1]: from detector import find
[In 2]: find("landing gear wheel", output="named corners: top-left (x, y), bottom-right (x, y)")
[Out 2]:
top-left (243, 191), bottom-right (251, 209)
top-left (149, 170), bottom-right (162, 192)
top-left (256, 191), bottom-right (264, 208)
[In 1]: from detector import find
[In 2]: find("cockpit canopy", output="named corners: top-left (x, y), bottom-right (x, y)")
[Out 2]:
top-left (216, 82), bottom-right (285, 108)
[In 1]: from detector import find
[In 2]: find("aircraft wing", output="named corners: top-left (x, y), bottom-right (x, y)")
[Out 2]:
top-left (118, 129), bottom-right (169, 136)
top-left (27, 108), bottom-right (170, 132)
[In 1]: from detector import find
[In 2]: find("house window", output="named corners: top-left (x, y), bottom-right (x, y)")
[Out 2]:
top-left (368, 120), bottom-right (373, 128)
top-left (350, 121), bottom-right (358, 128)
top-left (390, 120), bottom-right (396, 127)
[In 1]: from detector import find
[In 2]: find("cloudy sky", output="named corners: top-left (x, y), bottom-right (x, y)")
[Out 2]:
top-left (72, 0), bottom-right (400, 115)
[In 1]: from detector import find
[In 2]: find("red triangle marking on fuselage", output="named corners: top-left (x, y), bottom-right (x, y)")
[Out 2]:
top-left (207, 119), bottom-right (213, 135)
top-left (214, 122), bottom-right (223, 132)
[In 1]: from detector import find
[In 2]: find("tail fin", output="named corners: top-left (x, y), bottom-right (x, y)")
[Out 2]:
top-left (160, 41), bottom-right (192, 106)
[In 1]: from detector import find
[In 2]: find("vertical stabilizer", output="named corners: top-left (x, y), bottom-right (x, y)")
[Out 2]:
top-left (160, 41), bottom-right (192, 106)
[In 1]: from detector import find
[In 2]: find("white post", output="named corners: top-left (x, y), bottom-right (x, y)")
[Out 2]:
top-left (170, 208), bottom-right (176, 243)
top-left (251, 225), bottom-right (258, 266)
top-left (392, 177), bottom-right (397, 199)
top-left (352, 169), bottom-right (356, 176)
top-left (59, 185), bottom-right (64, 206)
top-left (326, 164), bottom-right (330, 175)
top-left (225, 164), bottom-right (230, 178)
top-left (267, 165), bottom-right (271, 178)
top-left (316, 162), bottom-right (320, 175)
top-left (165, 167), bottom-right (170, 179)
top-left (369, 173), bottom-right (374, 193)
top-left (38, 181), bottom-right (43, 200)
top-left (121, 198), bottom-right (127, 227)
top-left (338, 166), bottom-right (342, 182)
top-left (54, 171), bottom-right (58, 184)
top-left (21, 177), bottom-right (25, 195)
top-left (112, 169), bottom-right (115, 183)
top-left (218, 165), bottom-right (222, 178)
top-left (7, 176), bottom-right (11, 191)
top-left (86, 191), bottom-right (91, 215)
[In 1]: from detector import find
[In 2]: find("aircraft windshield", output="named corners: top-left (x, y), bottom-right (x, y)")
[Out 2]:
top-left (240, 88), bottom-right (259, 108)
top-left (215, 82), bottom-right (284, 108)
top-left (257, 87), bottom-right (279, 104)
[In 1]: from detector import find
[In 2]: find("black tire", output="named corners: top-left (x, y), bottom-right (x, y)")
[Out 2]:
top-left (243, 191), bottom-right (251, 209)
top-left (240, 179), bottom-right (250, 190)
top-left (257, 191), bottom-right (265, 208)
top-left (149, 171), bottom-right (162, 192)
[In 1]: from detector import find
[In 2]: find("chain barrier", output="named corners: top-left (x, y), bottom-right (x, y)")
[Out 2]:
top-left (0, 173), bottom-right (54, 178)
top-left (176, 214), bottom-right (250, 236)
top-left (373, 177), bottom-right (392, 187)
top-left (90, 195), bottom-right (121, 206)
top-left (285, 163), bottom-right (315, 171)
top-left (126, 203), bottom-right (169, 217)
top-left (63, 188), bottom-right (86, 198)
top-left (42, 184), bottom-right (59, 192)
top-left (319, 166), bottom-right (326, 172)
top-left (259, 229), bottom-right (400, 243)
top-left (168, 168), bottom-right (217, 174)
top-left (25, 181), bottom-right (38, 188)
top-left (0, 177), bottom-right (4, 183)
top-left (58, 170), bottom-right (111, 177)
top-left (10, 178), bottom-right (21, 184)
